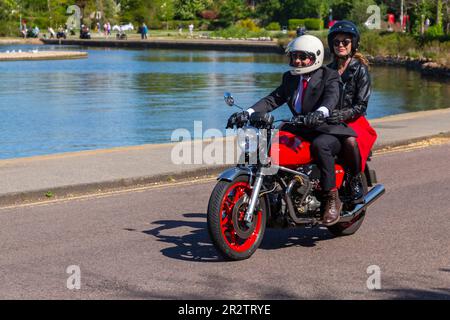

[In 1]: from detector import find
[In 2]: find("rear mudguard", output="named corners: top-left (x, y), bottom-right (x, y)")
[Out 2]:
top-left (364, 163), bottom-right (377, 187)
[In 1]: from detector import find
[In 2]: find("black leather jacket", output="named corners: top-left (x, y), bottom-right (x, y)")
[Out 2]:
top-left (327, 58), bottom-right (371, 121)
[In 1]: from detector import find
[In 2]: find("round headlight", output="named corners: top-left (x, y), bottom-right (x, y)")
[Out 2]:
top-left (237, 127), bottom-right (259, 153)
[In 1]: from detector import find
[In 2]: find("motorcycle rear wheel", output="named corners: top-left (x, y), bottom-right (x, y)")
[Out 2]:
top-left (327, 172), bottom-right (369, 236)
top-left (207, 175), bottom-right (267, 260)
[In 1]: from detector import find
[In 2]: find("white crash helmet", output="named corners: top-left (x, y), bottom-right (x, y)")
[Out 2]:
top-left (286, 35), bottom-right (324, 75)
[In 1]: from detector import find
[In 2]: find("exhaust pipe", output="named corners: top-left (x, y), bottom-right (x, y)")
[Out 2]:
top-left (340, 184), bottom-right (385, 223)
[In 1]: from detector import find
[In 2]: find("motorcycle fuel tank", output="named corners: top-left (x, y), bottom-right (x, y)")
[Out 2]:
top-left (270, 130), bottom-right (345, 188)
top-left (270, 130), bottom-right (313, 168)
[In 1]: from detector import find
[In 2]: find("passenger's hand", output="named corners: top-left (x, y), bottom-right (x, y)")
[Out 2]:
top-left (226, 111), bottom-right (249, 129)
top-left (304, 111), bottom-right (325, 128)
top-left (327, 109), bottom-right (354, 124)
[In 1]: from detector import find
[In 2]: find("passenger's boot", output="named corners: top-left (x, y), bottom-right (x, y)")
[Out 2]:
top-left (349, 173), bottom-right (364, 204)
top-left (322, 189), bottom-right (342, 226)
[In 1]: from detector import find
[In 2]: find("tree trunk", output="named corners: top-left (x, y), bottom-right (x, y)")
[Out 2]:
top-left (437, 0), bottom-right (443, 26)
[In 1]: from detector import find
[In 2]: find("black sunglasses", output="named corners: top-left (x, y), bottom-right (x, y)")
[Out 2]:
top-left (333, 39), bottom-right (352, 47)
top-left (290, 51), bottom-right (312, 61)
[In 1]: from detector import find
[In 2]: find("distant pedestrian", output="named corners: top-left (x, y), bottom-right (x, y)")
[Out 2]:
top-left (425, 18), bottom-right (430, 31)
top-left (103, 22), bottom-right (108, 36)
top-left (20, 22), bottom-right (27, 38)
top-left (296, 26), bottom-right (306, 37)
top-left (48, 27), bottom-right (56, 39)
top-left (107, 22), bottom-right (111, 36)
top-left (188, 23), bottom-right (194, 37)
top-left (141, 23), bottom-right (148, 39)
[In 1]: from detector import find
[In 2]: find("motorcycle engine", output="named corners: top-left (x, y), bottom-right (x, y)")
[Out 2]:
top-left (291, 185), bottom-right (321, 214)
top-left (292, 164), bottom-right (322, 214)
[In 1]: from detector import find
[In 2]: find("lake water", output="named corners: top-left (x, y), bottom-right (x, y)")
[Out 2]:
top-left (0, 44), bottom-right (449, 159)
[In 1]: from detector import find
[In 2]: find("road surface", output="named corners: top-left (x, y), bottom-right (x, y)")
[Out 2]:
top-left (0, 143), bottom-right (449, 299)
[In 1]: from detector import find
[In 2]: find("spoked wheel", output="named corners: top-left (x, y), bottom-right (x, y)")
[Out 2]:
top-left (327, 172), bottom-right (369, 236)
top-left (207, 176), bottom-right (267, 260)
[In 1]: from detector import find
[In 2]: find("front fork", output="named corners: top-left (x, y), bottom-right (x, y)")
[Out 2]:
top-left (244, 170), bottom-right (264, 226)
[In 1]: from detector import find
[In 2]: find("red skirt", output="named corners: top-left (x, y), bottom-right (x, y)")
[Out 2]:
top-left (347, 116), bottom-right (377, 172)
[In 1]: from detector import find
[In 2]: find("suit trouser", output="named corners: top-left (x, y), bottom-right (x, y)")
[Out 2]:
top-left (280, 124), bottom-right (344, 192)
top-left (309, 134), bottom-right (342, 191)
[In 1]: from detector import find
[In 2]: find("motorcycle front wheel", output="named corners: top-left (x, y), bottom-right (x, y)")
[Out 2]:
top-left (207, 175), bottom-right (267, 260)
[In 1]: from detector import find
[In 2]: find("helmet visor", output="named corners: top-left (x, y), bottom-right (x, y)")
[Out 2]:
top-left (289, 51), bottom-right (316, 68)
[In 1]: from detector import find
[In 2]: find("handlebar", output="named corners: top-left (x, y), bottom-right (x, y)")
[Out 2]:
top-left (228, 114), bottom-right (337, 129)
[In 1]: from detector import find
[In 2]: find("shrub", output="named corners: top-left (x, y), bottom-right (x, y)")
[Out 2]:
top-left (0, 20), bottom-right (17, 36)
top-left (210, 25), bottom-right (269, 39)
top-left (304, 18), bottom-right (324, 30)
top-left (148, 20), bottom-right (164, 29)
top-left (266, 22), bottom-right (281, 31)
top-left (406, 48), bottom-right (420, 59)
top-left (425, 25), bottom-right (445, 39)
top-left (200, 10), bottom-right (218, 20)
top-left (237, 18), bottom-right (260, 32)
top-left (288, 19), bottom-right (305, 30)
top-left (208, 19), bottom-right (230, 30)
top-left (288, 18), bottom-right (323, 31)
top-left (161, 20), bottom-right (202, 30)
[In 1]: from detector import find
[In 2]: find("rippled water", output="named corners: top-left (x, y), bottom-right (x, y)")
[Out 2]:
top-left (0, 44), bottom-right (449, 159)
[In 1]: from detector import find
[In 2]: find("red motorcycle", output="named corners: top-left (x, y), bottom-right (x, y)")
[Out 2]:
top-left (207, 93), bottom-right (385, 260)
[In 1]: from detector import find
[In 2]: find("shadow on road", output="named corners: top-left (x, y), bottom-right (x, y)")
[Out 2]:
top-left (142, 213), bottom-right (224, 263)
top-left (383, 288), bottom-right (450, 300)
top-left (261, 226), bottom-right (334, 250)
top-left (143, 213), bottom-right (335, 262)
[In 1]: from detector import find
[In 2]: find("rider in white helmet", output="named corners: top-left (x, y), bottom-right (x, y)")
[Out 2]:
top-left (286, 34), bottom-right (324, 76)
top-left (227, 34), bottom-right (357, 226)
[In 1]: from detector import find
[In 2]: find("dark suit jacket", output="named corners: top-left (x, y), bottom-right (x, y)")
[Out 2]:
top-left (250, 66), bottom-right (356, 137)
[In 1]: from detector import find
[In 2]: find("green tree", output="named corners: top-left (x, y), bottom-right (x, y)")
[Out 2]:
top-left (330, 0), bottom-right (353, 20)
top-left (157, 0), bottom-right (175, 26)
top-left (255, 0), bottom-right (281, 25)
top-left (0, 0), bottom-right (18, 20)
top-left (174, 0), bottom-right (209, 20)
top-left (218, 0), bottom-right (249, 24)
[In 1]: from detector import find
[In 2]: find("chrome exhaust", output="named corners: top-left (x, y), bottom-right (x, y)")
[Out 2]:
top-left (340, 184), bottom-right (385, 222)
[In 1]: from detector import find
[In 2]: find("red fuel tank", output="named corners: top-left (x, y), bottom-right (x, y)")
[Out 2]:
top-left (270, 130), bottom-right (313, 168)
top-left (270, 130), bottom-right (345, 189)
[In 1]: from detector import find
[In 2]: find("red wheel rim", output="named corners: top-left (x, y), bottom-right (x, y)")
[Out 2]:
top-left (219, 181), bottom-right (262, 253)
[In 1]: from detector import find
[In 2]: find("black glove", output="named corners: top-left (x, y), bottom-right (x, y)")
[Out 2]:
top-left (327, 109), bottom-right (355, 124)
top-left (304, 111), bottom-right (325, 128)
top-left (291, 114), bottom-right (305, 125)
top-left (226, 111), bottom-right (249, 129)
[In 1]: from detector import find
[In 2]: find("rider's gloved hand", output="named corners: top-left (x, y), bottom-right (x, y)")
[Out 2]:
top-left (291, 114), bottom-right (305, 125)
top-left (327, 109), bottom-right (355, 124)
top-left (226, 111), bottom-right (249, 129)
top-left (304, 111), bottom-right (325, 128)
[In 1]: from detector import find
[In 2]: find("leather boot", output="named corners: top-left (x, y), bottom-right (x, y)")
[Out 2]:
top-left (350, 173), bottom-right (364, 204)
top-left (322, 189), bottom-right (342, 226)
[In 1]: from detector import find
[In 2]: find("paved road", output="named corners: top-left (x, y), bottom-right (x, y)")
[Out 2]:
top-left (0, 143), bottom-right (449, 300)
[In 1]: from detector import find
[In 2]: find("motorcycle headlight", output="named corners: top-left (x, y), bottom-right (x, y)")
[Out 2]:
top-left (237, 127), bottom-right (259, 154)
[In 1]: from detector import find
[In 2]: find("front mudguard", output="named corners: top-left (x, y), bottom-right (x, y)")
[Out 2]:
top-left (217, 166), bottom-right (255, 183)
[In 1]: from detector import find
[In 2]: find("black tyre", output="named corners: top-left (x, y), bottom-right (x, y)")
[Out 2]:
top-left (327, 172), bottom-right (369, 236)
top-left (207, 175), bottom-right (267, 260)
